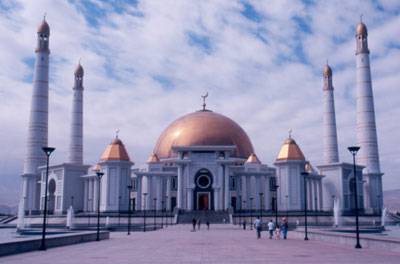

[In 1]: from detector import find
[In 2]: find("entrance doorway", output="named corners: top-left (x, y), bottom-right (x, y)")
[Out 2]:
top-left (198, 193), bottom-right (210, 210)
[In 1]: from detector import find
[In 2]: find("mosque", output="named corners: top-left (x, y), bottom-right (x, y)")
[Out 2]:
top-left (19, 18), bottom-right (383, 221)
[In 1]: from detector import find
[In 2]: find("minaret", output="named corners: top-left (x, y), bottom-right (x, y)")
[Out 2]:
top-left (322, 64), bottom-right (339, 164)
top-left (355, 19), bottom-right (382, 212)
top-left (21, 19), bottom-right (50, 212)
top-left (67, 63), bottom-right (84, 164)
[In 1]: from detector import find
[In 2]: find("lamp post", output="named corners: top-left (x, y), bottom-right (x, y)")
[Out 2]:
top-left (315, 197), bottom-right (318, 225)
top-left (153, 198), bottom-right (157, 231)
top-left (238, 195), bottom-right (242, 227)
top-left (274, 184), bottom-right (279, 226)
top-left (95, 172), bottom-right (104, 241)
top-left (161, 201), bottom-right (164, 229)
top-left (88, 198), bottom-right (91, 226)
top-left (250, 197), bottom-right (254, 230)
top-left (242, 200), bottom-right (246, 228)
top-left (301, 172), bottom-right (309, 241)
top-left (39, 147), bottom-right (55, 251)
top-left (165, 195), bottom-right (169, 228)
top-left (348, 146), bottom-right (362, 249)
top-left (259, 193), bottom-right (263, 222)
top-left (285, 195), bottom-right (289, 222)
top-left (127, 185), bottom-right (132, 235)
top-left (143, 193), bottom-right (147, 232)
top-left (118, 195), bottom-right (121, 226)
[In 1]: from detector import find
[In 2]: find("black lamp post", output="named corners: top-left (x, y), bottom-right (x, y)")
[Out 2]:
top-left (88, 198), bottom-right (91, 226)
top-left (161, 201), bottom-right (164, 229)
top-left (127, 185), bottom-right (132, 235)
top-left (250, 197), bottom-right (254, 230)
top-left (96, 172), bottom-right (104, 241)
top-left (259, 193), bottom-right (263, 222)
top-left (143, 193), bottom-right (147, 232)
top-left (118, 195), bottom-right (121, 226)
top-left (153, 198), bottom-right (157, 231)
top-left (274, 184), bottom-right (279, 226)
top-left (301, 172), bottom-right (309, 241)
top-left (315, 197), bottom-right (318, 225)
top-left (285, 195), bottom-right (289, 222)
top-left (39, 147), bottom-right (55, 251)
top-left (348, 146), bottom-right (362, 249)
top-left (242, 200), bottom-right (246, 228)
top-left (238, 195), bottom-right (242, 227)
top-left (165, 195), bottom-right (168, 228)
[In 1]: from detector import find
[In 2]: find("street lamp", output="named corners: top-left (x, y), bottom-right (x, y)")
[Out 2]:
top-left (96, 172), bottom-right (104, 241)
top-left (259, 193), bottom-right (263, 222)
top-left (161, 200), bottom-right (165, 229)
top-left (242, 200), bottom-right (246, 229)
top-left (301, 172), bottom-right (309, 241)
top-left (118, 195), bottom-right (121, 226)
top-left (348, 146), bottom-right (362, 249)
top-left (274, 184), bottom-right (279, 226)
top-left (285, 195), bottom-right (289, 222)
top-left (153, 198), bottom-right (157, 231)
top-left (127, 185), bottom-right (132, 235)
top-left (238, 195), bottom-right (242, 227)
top-left (165, 195), bottom-right (169, 228)
top-left (39, 146), bottom-right (55, 251)
top-left (143, 193), bottom-right (147, 232)
top-left (250, 197), bottom-right (254, 230)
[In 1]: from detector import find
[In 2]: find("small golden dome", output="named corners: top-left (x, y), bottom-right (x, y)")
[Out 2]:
top-left (92, 164), bottom-right (100, 171)
top-left (305, 163), bottom-right (314, 171)
top-left (246, 153), bottom-right (261, 163)
top-left (356, 22), bottom-right (367, 36)
top-left (101, 137), bottom-right (131, 161)
top-left (323, 65), bottom-right (332, 76)
top-left (74, 64), bottom-right (84, 76)
top-left (38, 20), bottom-right (50, 35)
top-left (277, 137), bottom-right (306, 161)
top-left (147, 153), bottom-right (160, 163)
top-left (154, 110), bottom-right (254, 159)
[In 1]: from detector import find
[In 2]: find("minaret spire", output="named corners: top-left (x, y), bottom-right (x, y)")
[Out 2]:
top-left (355, 19), bottom-right (382, 212)
top-left (21, 19), bottom-right (51, 212)
top-left (67, 62), bottom-right (85, 164)
top-left (322, 63), bottom-right (339, 164)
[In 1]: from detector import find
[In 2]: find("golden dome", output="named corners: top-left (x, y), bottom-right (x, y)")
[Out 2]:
top-left (147, 153), bottom-right (160, 163)
top-left (305, 163), bottom-right (314, 171)
top-left (74, 64), bottom-right (84, 76)
top-left (101, 137), bottom-right (131, 161)
top-left (246, 153), bottom-right (261, 163)
top-left (92, 163), bottom-right (100, 171)
top-left (38, 20), bottom-right (50, 35)
top-left (154, 110), bottom-right (254, 159)
top-left (356, 22), bottom-right (367, 36)
top-left (277, 137), bottom-right (305, 161)
top-left (323, 64), bottom-right (332, 76)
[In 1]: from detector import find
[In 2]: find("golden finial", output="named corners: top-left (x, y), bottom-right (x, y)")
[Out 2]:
top-left (201, 92), bottom-right (208, 111)
top-left (115, 129), bottom-right (120, 139)
top-left (288, 129), bottom-right (293, 138)
top-left (44, 12), bottom-right (47, 21)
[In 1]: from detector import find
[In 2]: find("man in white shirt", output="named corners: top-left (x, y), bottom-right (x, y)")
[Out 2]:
top-left (253, 217), bottom-right (262, 239)
top-left (268, 220), bottom-right (275, 239)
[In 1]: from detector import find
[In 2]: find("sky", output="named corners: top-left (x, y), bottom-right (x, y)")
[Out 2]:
top-left (0, 0), bottom-right (399, 205)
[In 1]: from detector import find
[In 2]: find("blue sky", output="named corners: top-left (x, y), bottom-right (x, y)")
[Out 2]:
top-left (0, 0), bottom-right (399, 205)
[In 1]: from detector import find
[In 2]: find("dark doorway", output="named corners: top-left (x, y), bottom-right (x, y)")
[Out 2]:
top-left (231, 197), bottom-right (237, 212)
top-left (194, 169), bottom-right (214, 210)
top-left (271, 197), bottom-right (276, 211)
top-left (171, 197), bottom-right (177, 211)
top-left (198, 193), bottom-right (210, 210)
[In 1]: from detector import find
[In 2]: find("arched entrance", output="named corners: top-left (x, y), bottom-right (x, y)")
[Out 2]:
top-left (194, 169), bottom-right (213, 210)
top-left (48, 179), bottom-right (56, 214)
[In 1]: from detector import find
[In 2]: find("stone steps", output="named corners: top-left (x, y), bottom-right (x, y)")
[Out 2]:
top-left (177, 211), bottom-right (230, 224)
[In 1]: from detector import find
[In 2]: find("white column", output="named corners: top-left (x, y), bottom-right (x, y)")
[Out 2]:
top-left (246, 176), bottom-right (250, 209)
top-left (313, 179), bottom-right (318, 210)
top-left (308, 179), bottom-right (313, 211)
top-left (83, 179), bottom-right (88, 211)
top-left (136, 176), bottom-right (142, 210)
top-left (214, 188), bottom-right (220, 210)
top-left (318, 180), bottom-right (323, 210)
top-left (156, 176), bottom-right (161, 210)
top-left (177, 165), bottom-right (183, 209)
top-left (224, 165), bottom-right (230, 210)
top-left (166, 176), bottom-right (171, 210)
top-left (146, 176), bottom-right (151, 210)
top-left (264, 177), bottom-right (270, 210)
top-left (255, 176), bottom-right (261, 209)
top-left (187, 188), bottom-right (193, 211)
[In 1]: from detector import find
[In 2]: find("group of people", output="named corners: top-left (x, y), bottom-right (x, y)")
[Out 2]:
top-left (253, 217), bottom-right (288, 240)
top-left (192, 218), bottom-right (211, 231)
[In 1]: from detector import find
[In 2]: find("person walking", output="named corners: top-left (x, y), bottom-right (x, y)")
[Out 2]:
top-left (206, 219), bottom-right (210, 230)
top-left (243, 220), bottom-right (247, 230)
top-left (253, 216), bottom-right (262, 239)
top-left (275, 224), bottom-right (281, 239)
top-left (281, 218), bottom-right (288, 240)
top-left (197, 218), bottom-right (201, 230)
top-left (192, 218), bottom-right (196, 231)
top-left (268, 219), bottom-right (275, 239)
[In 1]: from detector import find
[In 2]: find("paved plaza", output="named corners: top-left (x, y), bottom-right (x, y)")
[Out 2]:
top-left (2, 224), bottom-right (399, 263)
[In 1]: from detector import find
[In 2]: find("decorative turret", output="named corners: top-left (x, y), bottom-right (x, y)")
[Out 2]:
top-left (101, 136), bottom-right (131, 162)
top-left (147, 153), bottom-right (160, 163)
top-left (246, 153), bottom-right (261, 163)
top-left (36, 19), bottom-right (50, 53)
top-left (322, 63), bottom-right (339, 164)
top-left (276, 133), bottom-right (306, 161)
top-left (67, 63), bottom-right (85, 164)
top-left (356, 18), bottom-right (369, 54)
